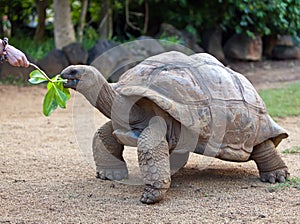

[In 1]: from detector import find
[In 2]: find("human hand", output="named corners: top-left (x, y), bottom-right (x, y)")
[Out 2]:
top-left (5, 44), bottom-right (29, 67)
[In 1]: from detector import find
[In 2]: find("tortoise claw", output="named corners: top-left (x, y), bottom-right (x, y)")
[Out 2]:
top-left (278, 175), bottom-right (286, 183)
top-left (259, 168), bottom-right (289, 184)
top-left (140, 185), bottom-right (167, 204)
top-left (96, 166), bottom-right (128, 181)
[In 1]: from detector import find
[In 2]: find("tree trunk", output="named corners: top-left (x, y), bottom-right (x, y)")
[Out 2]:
top-left (98, 0), bottom-right (113, 39)
top-left (77, 0), bottom-right (88, 43)
top-left (53, 0), bottom-right (76, 49)
top-left (34, 0), bottom-right (48, 41)
top-left (143, 0), bottom-right (149, 34)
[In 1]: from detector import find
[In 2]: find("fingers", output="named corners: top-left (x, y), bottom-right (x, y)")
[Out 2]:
top-left (5, 45), bottom-right (30, 67)
top-left (22, 54), bottom-right (29, 67)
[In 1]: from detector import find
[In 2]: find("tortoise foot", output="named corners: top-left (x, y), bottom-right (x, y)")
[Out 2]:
top-left (96, 166), bottom-right (128, 181)
top-left (140, 185), bottom-right (167, 204)
top-left (259, 168), bottom-right (289, 184)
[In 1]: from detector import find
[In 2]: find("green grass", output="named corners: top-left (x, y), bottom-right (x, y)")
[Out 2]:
top-left (9, 26), bottom-right (99, 61)
top-left (259, 82), bottom-right (300, 117)
top-left (268, 177), bottom-right (300, 191)
top-left (282, 146), bottom-right (300, 154)
top-left (10, 36), bottom-right (55, 61)
top-left (0, 74), bottom-right (29, 86)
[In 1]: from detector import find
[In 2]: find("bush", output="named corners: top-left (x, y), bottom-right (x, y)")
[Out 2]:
top-left (158, 0), bottom-right (300, 38)
top-left (9, 35), bottom-right (54, 60)
top-left (221, 0), bottom-right (300, 37)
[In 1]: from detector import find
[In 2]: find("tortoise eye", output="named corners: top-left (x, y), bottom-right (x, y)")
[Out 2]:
top-left (69, 69), bottom-right (78, 76)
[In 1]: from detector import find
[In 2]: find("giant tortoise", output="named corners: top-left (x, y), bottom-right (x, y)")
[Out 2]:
top-left (61, 51), bottom-right (289, 204)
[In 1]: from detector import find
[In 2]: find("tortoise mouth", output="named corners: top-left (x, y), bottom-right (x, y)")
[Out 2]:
top-left (63, 76), bottom-right (79, 89)
top-left (61, 66), bottom-right (84, 89)
top-left (65, 79), bottom-right (79, 89)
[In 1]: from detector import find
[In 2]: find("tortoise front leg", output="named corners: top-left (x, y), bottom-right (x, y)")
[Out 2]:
top-left (137, 117), bottom-right (171, 204)
top-left (93, 121), bottom-right (128, 181)
top-left (251, 140), bottom-right (289, 183)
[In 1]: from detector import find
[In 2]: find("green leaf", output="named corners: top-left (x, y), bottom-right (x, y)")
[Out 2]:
top-left (56, 81), bottom-right (70, 99)
top-left (28, 64), bottom-right (70, 116)
top-left (43, 86), bottom-right (58, 116)
top-left (43, 75), bottom-right (70, 115)
top-left (47, 81), bottom-right (53, 90)
top-left (51, 75), bottom-right (60, 82)
top-left (53, 84), bottom-right (68, 108)
top-left (28, 70), bottom-right (47, 84)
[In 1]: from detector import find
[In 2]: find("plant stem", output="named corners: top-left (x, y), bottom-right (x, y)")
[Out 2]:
top-left (29, 62), bottom-right (52, 82)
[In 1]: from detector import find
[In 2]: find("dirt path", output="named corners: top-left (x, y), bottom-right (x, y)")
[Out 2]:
top-left (0, 60), bottom-right (300, 223)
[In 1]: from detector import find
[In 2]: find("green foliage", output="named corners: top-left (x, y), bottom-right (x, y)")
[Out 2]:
top-left (282, 146), bottom-right (300, 154)
top-left (10, 36), bottom-right (54, 60)
top-left (71, 0), bottom-right (83, 26)
top-left (163, 0), bottom-right (203, 29)
top-left (44, 79), bottom-right (70, 116)
top-left (0, 74), bottom-right (29, 86)
top-left (268, 177), bottom-right (300, 191)
top-left (82, 26), bottom-right (99, 50)
top-left (28, 70), bottom-right (48, 84)
top-left (221, 0), bottom-right (300, 37)
top-left (154, 0), bottom-right (300, 37)
top-left (1, 0), bottom-right (300, 55)
top-left (70, 0), bottom-right (124, 31)
top-left (159, 32), bottom-right (184, 45)
top-left (0, 0), bottom-right (35, 25)
top-left (28, 65), bottom-right (70, 116)
top-left (259, 82), bottom-right (300, 117)
top-left (88, 0), bottom-right (102, 22)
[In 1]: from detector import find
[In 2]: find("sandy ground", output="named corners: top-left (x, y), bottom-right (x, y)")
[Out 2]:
top-left (0, 61), bottom-right (300, 223)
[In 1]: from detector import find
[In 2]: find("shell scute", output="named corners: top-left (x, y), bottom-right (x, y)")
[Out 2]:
top-left (116, 51), bottom-right (288, 161)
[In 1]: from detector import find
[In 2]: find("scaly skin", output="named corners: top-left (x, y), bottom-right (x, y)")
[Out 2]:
top-left (250, 140), bottom-right (289, 183)
top-left (137, 117), bottom-right (171, 204)
top-left (93, 121), bottom-right (128, 181)
top-left (61, 57), bottom-right (289, 204)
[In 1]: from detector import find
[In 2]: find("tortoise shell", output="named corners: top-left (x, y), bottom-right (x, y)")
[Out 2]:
top-left (114, 51), bottom-right (288, 161)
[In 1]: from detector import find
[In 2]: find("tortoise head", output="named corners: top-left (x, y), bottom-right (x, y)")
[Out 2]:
top-left (61, 65), bottom-right (89, 90)
top-left (61, 64), bottom-right (115, 118)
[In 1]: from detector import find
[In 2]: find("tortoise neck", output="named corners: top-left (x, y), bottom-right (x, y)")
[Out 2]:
top-left (76, 66), bottom-right (143, 124)
top-left (95, 81), bottom-right (117, 119)
top-left (76, 67), bottom-right (116, 119)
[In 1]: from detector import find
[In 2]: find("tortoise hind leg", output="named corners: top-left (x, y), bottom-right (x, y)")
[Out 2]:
top-left (250, 140), bottom-right (289, 183)
top-left (93, 121), bottom-right (128, 181)
top-left (169, 151), bottom-right (189, 175)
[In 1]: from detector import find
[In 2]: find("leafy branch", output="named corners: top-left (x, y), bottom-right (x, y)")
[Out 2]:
top-left (28, 63), bottom-right (70, 116)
